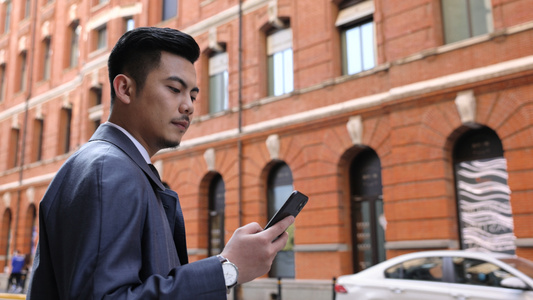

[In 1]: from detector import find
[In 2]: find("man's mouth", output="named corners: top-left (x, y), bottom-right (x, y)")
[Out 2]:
top-left (172, 119), bottom-right (189, 130)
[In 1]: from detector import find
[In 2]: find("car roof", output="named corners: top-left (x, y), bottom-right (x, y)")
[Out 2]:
top-left (346, 250), bottom-right (520, 277)
top-left (394, 250), bottom-right (516, 260)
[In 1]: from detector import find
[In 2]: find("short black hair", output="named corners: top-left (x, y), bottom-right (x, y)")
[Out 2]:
top-left (108, 27), bottom-right (200, 105)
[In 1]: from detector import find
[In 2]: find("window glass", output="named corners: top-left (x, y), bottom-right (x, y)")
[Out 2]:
top-left (32, 119), bottom-right (44, 162)
top-left (452, 257), bottom-right (516, 288)
top-left (385, 257), bottom-right (444, 282)
top-left (442, 0), bottom-right (493, 44)
top-left (208, 52), bottom-right (229, 114)
top-left (162, 0), bottom-right (177, 21)
top-left (267, 28), bottom-right (293, 96)
top-left (19, 53), bottom-right (27, 91)
top-left (70, 25), bottom-right (80, 67)
top-left (4, 1), bottom-right (12, 33)
top-left (0, 65), bottom-right (6, 101)
top-left (342, 20), bottom-right (375, 75)
top-left (97, 26), bottom-right (107, 50)
top-left (43, 38), bottom-right (52, 80)
top-left (24, 0), bottom-right (31, 19)
top-left (125, 18), bottom-right (135, 32)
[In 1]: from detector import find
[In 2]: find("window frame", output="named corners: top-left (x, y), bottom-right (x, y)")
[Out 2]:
top-left (336, 0), bottom-right (376, 76)
top-left (162, 0), bottom-right (177, 21)
top-left (266, 28), bottom-right (294, 97)
top-left (208, 51), bottom-right (229, 114)
top-left (441, 0), bottom-right (494, 44)
top-left (42, 37), bottom-right (52, 81)
top-left (0, 64), bottom-right (6, 102)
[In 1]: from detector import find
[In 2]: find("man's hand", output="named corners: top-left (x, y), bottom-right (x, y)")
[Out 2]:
top-left (220, 215), bottom-right (295, 284)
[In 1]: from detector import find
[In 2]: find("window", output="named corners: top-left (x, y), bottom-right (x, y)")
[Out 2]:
top-left (42, 38), bottom-right (52, 81)
top-left (3, 1), bottom-right (12, 33)
top-left (1, 210), bottom-right (12, 270)
top-left (162, 0), bottom-right (177, 21)
top-left (89, 87), bottom-right (102, 107)
top-left (18, 52), bottom-right (27, 92)
top-left (208, 174), bottom-right (225, 257)
top-left (23, 0), bottom-right (31, 19)
top-left (442, 0), bottom-right (493, 44)
top-left (337, 0), bottom-right (375, 75)
top-left (88, 87), bottom-right (102, 135)
top-left (125, 17), bottom-right (135, 32)
top-left (452, 257), bottom-right (515, 287)
top-left (268, 162), bottom-right (295, 278)
top-left (95, 25), bottom-right (107, 50)
top-left (58, 107), bottom-right (72, 154)
top-left (32, 118), bottom-right (44, 162)
top-left (8, 128), bottom-right (20, 168)
top-left (68, 22), bottom-right (80, 68)
top-left (0, 64), bottom-right (6, 102)
top-left (267, 28), bottom-right (293, 96)
top-left (208, 52), bottom-right (229, 114)
top-left (385, 257), bottom-right (444, 281)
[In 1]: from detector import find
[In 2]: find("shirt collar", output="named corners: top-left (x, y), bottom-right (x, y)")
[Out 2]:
top-left (105, 122), bottom-right (151, 164)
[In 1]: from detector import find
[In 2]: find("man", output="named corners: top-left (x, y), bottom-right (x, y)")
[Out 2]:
top-left (6, 250), bottom-right (25, 293)
top-left (27, 27), bottom-right (293, 299)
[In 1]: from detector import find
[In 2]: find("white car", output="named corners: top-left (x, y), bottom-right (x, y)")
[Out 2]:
top-left (335, 250), bottom-right (533, 300)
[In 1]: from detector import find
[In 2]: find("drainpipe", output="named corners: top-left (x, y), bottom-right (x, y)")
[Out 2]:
top-left (237, 0), bottom-right (243, 228)
top-left (14, 0), bottom-right (39, 255)
top-left (235, 1), bottom-right (244, 299)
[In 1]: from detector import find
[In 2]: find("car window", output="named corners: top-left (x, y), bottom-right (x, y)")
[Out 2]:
top-left (500, 257), bottom-right (533, 278)
top-left (452, 257), bottom-right (517, 288)
top-left (385, 257), bottom-right (444, 282)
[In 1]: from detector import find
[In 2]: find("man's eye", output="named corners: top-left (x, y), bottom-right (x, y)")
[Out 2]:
top-left (168, 86), bottom-right (180, 93)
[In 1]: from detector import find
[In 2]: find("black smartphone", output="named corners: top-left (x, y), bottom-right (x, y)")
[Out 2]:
top-left (264, 190), bottom-right (308, 230)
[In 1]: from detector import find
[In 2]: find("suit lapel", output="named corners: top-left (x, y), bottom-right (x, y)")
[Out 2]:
top-left (159, 189), bottom-right (189, 265)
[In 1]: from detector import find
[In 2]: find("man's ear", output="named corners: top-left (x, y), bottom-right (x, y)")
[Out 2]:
top-left (113, 74), bottom-right (134, 104)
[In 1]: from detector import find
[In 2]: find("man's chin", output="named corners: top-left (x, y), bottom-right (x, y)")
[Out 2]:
top-left (160, 139), bottom-right (181, 151)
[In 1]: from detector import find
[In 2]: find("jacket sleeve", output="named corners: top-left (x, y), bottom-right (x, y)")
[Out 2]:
top-left (28, 146), bottom-right (227, 300)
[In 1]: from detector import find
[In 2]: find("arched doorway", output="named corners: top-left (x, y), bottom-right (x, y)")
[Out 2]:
top-left (350, 148), bottom-right (385, 272)
top-left (268, 162), bottom-right (295, 278)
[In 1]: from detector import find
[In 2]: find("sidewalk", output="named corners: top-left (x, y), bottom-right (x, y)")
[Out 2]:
top-left (0, 273), bottom-right (26, 299)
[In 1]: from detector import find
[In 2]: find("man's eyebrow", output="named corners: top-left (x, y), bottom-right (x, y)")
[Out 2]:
top-left (167, 76), bottom-right (200, 93)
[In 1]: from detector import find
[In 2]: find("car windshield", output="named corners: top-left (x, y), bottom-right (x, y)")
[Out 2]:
top-left (500, 257), bottom-right (533, 279)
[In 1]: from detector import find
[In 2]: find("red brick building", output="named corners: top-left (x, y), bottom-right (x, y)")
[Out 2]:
top-left (0, 0), bottom-right (532, 298)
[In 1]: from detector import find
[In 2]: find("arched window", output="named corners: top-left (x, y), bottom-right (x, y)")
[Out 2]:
top-left (453, 126), bottom-right (515, 254)
top-left (267, 162), bottom-right (295, 278)
top-left (208, 174), bottom-right (225, 257)
top-left (1, 209), bottom-right (13, 269)
top-left (350, 148), bottom-right (385, 272)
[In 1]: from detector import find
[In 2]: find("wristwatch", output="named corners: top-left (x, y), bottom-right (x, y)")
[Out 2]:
top-left (217, 255), bottom-right (239, 294)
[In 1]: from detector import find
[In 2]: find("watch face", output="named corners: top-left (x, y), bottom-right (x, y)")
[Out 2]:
top-left (222, 263), bottom-right (238, 286)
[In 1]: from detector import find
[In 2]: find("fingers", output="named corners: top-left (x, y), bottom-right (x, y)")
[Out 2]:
top-left (236, 222), bottom-right (263, 234)
top-left (263, 215), bottom-right (294, 241)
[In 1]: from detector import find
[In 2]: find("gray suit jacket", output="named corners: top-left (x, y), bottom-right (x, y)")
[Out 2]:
top-left (27, 124), bottom-right (226, 299)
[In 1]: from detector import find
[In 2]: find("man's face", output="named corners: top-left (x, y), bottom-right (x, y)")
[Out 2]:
top-left (130, 51), bottom-right (198, 155)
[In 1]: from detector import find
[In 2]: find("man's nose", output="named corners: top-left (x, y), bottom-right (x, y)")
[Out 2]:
top-left (179, 97), bottom-right (194, 115)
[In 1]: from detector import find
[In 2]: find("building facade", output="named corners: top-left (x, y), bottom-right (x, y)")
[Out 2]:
top-left (0, 0), bottom-right (532, 298)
